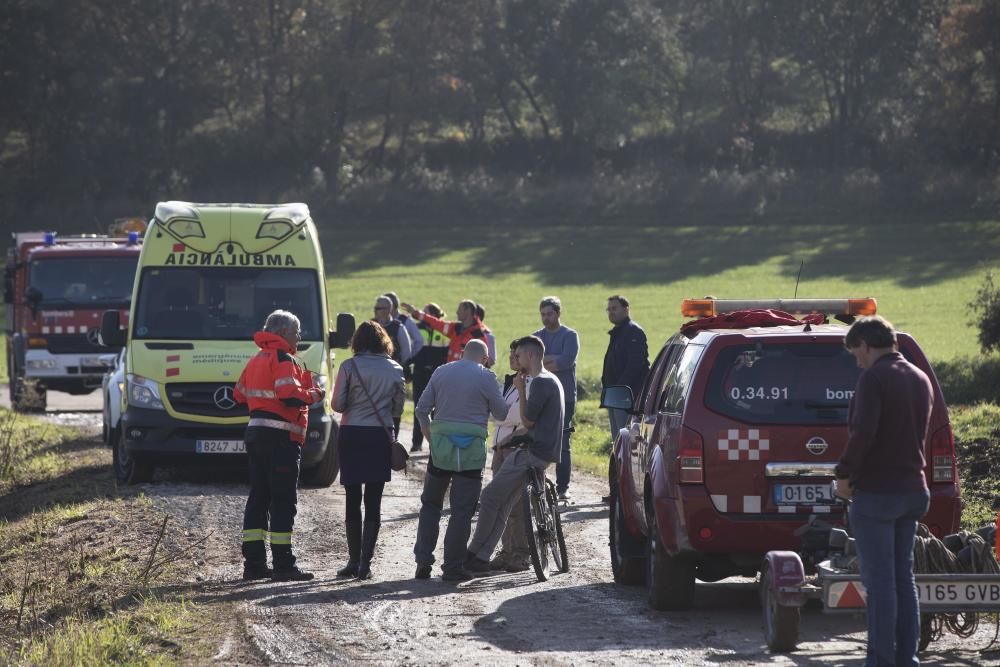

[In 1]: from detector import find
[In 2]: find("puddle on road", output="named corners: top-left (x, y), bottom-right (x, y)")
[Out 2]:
top-left (40, 411), bottom-right (103, 433)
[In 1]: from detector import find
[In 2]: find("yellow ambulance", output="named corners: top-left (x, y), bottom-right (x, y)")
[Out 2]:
top-left (100, 202), bottom-right (355, 485)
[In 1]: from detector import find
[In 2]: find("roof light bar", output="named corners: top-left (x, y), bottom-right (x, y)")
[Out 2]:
top-left (680, 298), bottom-right (877, 318)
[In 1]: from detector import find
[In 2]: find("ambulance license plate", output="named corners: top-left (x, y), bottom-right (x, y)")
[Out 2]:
top-left (773, 483), bottom-right (834, 505)
top-left (196, 440), bottom-right (246, 454)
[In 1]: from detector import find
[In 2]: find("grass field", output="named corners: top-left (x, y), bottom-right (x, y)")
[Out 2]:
top-left (320, 216), bottom-right (1000, 385)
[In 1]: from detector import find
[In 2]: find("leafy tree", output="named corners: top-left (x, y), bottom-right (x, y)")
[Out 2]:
top-left (969, 272), bottom-right (1000, 354)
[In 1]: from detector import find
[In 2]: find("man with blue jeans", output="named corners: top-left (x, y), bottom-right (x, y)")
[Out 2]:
top-left (836, 316), bottom-right (933, 667)
top-left (534, 296), bottom-right (579, 502)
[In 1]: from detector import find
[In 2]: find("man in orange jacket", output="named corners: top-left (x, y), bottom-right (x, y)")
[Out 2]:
top-left (234, 310), bottom-right (325, 581)
top-left (401, 299), bottom-right (494, 367)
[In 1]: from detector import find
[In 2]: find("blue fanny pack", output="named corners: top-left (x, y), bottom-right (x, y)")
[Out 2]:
top-left (447, 434), bottom-right (477, 449)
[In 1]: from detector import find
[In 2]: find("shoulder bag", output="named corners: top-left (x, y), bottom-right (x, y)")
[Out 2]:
top-left (348, 359), bottom-right (409, 472)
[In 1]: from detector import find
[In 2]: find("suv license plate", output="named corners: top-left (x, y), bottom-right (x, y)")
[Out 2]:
top-left (196, 440), bottom-right (246, 454)
top-left (773, 483), bottom-right (834, 505)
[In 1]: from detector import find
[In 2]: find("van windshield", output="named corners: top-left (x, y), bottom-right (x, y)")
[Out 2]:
top-left (30, 257), bottom-right (136, 307)
top-left (133, 267), bottom-right (322, 341)
top-left (705, 342), bottom-right (862, 424)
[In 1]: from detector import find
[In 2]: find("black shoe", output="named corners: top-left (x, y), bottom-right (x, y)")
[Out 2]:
top-left (415, 564), bottom-right (432, 579)
top-left (242, 563), bottom-right (273, 580)
top-left (441, 569), bottom-right (473, 582)
top-left (272, 567), bottom-right (315, 582)
top-left (410, 444), bottom-right (423, 453)
top-left (356, 563), bottom-right (373, 580)
top-left (464, 554), bottom-right (492, 575)
top-left (337, 561), bottom-right (359, 577)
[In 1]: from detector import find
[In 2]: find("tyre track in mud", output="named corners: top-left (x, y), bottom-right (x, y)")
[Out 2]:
top-left (35, 407), bottom-right (1000, 665)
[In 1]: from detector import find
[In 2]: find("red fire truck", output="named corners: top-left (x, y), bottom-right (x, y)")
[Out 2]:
top-left (4, 225), bottom-right (143, 410)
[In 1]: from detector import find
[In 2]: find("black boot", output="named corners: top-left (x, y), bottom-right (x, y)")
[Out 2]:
top-left (356, 520), bottom-right (381, 580)
top-left (337, 519), bottom-right (362, 577)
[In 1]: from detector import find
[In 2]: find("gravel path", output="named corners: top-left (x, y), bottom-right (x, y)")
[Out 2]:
top-left (29, 405), bottom-right (1000, 665)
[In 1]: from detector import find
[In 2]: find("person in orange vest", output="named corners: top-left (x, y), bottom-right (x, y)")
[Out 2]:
top-left (400, 299), bottom-right (493, 367)
top-left (234, 310), bottom-right (325, 581)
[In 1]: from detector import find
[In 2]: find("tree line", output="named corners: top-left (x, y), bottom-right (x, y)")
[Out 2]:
top-left (2, 0), bottom-right (998, 224)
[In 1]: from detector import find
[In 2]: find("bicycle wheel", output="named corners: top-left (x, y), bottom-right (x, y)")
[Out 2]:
top-left (545, 480), bottom-right (570, 573)
top-left (523, 481), bottom-right (550, 581)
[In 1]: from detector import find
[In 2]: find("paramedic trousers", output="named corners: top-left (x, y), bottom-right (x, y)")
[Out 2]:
top-left (242, 426), bottom-right (301, 571)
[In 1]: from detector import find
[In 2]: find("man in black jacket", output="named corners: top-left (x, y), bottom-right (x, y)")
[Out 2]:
top-left (601, 294), bottom-right (649, 443)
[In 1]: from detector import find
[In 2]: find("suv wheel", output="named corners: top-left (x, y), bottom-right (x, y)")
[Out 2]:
top-left (608, 462), bottom-right (645, 585)
top-left (645, 500), bottom-right (696, 610)
top-left (113, 430), bottom-right (154, 485)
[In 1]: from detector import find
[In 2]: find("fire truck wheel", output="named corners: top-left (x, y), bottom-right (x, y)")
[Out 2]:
top-left (113, 430), bottom-right (154, 485)
top-left (645, 500), bottom-right (695, 610)
top-left (11, 374), bottom-right (46, 412)
top-left (609, 462), bottom-right (645, 585)
top-left (761, 566), bottom-right (799, 652)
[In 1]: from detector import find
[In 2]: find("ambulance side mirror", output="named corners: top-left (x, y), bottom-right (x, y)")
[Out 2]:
top-left (99, 309), bottom-right (126, 348)
top-left (329, 312), bottom-right (356, 349)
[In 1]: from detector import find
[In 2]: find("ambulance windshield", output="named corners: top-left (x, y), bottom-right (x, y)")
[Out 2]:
top-left (29, 257), bottom-right (136, 307)
top-left (132, 267), bottom-right (323, 340)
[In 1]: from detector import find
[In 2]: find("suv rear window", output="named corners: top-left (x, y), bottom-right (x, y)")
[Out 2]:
top-left (705, 342), bottom-right (862, 424)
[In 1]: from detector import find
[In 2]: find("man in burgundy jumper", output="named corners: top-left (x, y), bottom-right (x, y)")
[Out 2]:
top-left (835, 316), bottom-right (933, 667)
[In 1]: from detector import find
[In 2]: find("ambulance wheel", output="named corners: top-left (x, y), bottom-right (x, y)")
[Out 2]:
top-left (645, 499), bottom-right (695, 610)
top-left (113, 431), bottom-right (153, 485)
top-left (302, 424), bottom-right (339, 487)
top-left (609, 463), bottom-right (645, 585)
top-left (761, 566), bottom-right (799, 652)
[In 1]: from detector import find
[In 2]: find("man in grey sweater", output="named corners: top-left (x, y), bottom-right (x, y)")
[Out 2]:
top-left (465, 335), bottom-right (564, 575)
top-left (413, 340), bottom-right (508, 581)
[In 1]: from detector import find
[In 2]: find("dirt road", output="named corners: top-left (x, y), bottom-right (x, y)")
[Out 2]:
top-left (22, 403), bottom-right (1000, 665)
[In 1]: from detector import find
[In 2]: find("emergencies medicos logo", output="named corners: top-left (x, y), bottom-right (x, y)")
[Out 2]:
top-left (717, 428), bottom-right (770, 462)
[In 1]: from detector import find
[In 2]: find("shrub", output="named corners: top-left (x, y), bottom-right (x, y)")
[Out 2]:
top-left (933, 355), bottom-right (1000, 406)
top-left (969, 272), bottom-right (1000, 353)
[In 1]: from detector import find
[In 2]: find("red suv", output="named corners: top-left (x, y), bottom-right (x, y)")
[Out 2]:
top-left (601, 298), bottom-right (960, 610)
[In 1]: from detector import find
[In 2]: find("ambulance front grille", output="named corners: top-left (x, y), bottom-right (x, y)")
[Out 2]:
top-left (165, 382), bottom-right (249, 418)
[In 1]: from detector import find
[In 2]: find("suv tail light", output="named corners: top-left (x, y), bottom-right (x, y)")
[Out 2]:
top-left (929, 424), bottom-right (956, 483)
top-left (678, 425), bottom-right (704, 484)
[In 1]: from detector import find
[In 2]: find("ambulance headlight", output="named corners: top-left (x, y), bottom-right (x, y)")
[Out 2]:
top-left (127, 374), bottom-right (165, 410)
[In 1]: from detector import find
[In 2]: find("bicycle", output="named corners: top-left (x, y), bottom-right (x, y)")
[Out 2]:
top-left (502, 438), bottom-right (570, 581)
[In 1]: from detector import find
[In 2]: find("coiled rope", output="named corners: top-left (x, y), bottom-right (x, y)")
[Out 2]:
top-left (912, 524), bottom-right (1000, 648)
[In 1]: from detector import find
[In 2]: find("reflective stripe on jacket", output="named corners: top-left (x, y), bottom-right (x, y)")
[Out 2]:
top-left (234, 331), bottom-right (321, 445)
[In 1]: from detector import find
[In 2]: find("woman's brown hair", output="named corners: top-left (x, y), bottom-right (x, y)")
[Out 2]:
top-left (352, 320), bottom-right (394, 356)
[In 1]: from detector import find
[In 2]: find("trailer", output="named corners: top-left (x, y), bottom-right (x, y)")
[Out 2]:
top-left (761, 510), bottom-right (1000, 654)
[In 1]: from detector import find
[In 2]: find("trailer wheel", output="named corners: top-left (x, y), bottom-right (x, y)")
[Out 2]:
top-left (761, 566), bottom-right (799, 652)
top-left (918, 614), bottom-right (934, 652)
